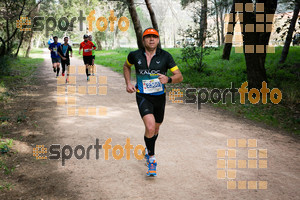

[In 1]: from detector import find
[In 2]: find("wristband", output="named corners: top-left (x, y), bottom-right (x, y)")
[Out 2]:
top-left (168, 77), bottom-right (172, 83)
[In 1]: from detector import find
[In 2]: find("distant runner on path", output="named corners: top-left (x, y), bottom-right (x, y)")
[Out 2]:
top-left (48, 36), bottom-right (61, 78)
top-left (58, 36), bottom-right (73, 83)
top-left (79, 34), bottom-right (96, 81)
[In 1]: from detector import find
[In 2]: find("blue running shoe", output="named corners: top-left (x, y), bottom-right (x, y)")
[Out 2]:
top-left (147, 157), bottom-right (157, 177)
top-left (87, 76), bottom-right (90, 81)
top-left (144, 148), bottom-right (149, 166)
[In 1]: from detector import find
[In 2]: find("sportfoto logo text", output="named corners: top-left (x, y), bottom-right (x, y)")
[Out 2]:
top-left (17, 10), bottom-right (130, 36)
top-left (169, 81), bottom-right (282, 109)
top-left (33, 138), bottom-right (145, 166)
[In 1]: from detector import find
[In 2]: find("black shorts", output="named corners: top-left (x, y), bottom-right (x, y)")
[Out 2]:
top-left (83, 56), bottom-right (93, 65)
top-left (61, 58), bottom-right (70, 66)
top-left (51, 57), bottom-right (61, 64)
top-left (92, 55), bottom-right (95, 59)
top-left (136, 92), bottom-right (166, 123)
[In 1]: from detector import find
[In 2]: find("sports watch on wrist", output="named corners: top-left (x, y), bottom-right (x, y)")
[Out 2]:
top-left (168, 77), bottom-right (172, 83)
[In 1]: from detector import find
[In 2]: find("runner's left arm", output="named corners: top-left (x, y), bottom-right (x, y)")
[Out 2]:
top-left (158, 53), bottom-right (183, 84)
top-left (69, 46), bottom-right (73, 57)
top-left (93, 41), bottom-right (97, 50)
top-left (57, 46), bottom-right (63, 58)
top-left (168, 69), bottom-right (183, 84)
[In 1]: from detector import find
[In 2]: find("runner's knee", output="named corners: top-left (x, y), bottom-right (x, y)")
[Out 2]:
top-left (145, 125), bottom-right (155, 137)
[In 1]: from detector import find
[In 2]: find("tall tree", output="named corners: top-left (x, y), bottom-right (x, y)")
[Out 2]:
top-left (213, 0), bottom-right (221, 46)
top-left (217, 0), bottom-right (231, 45)
top-left (25, 3), bottom-right (41, 57)
top-left (0, 0), bottom-right (43, 56)
top-left (0, 0), bottom-right (27, 56)
top-left (199, 0), bottom-right (208, 47)
top-left (242, 0), bottom-right (278, 89)
top-left (222, 0), bottom-right (240, 60)
top-left (181, 0), bottom-right (208, 47)
top-left (113, 1), bottom-right (127, 49)
top-left (144, 0), bottom-right (161, 48)
top-left (145, 0), bottom-right (159, 30)
top-left (126, 0), bottom-right (143, 49)
top-left (279, 0), bottom-right (300, 64)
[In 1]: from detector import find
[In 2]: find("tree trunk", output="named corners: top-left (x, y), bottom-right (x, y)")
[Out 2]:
top-left (25, 3), bottom-right (40, 57)
top-left (114, 3), bottom-right (126, 49)
top-left (214, 0), bottom-right (221, 46)
top-left (15, 31), bottom-right (25, 57)
top-left (114, 28), bottom-right (120, 49)
top-left (279, 1), bottom-right (299, 64)
top-left (127, 0), bottom-right (143, 49)
top-left (112, 30), bottom-right (116, 49)
top-left (36, 34), bottom-right (42, 48)
top-left (145, 0), bottom-right (161, 48)
top-left (6, 19), bottom-right (11, 54)
top-left (242, 0), bottom-right (278, 89)
top-left (219, 8), bottom-right (224, 45)
top-left (199, 0), bottom-right (208, 47)
top-left (97, 40), bottom-right (103, 50)
top-left (0, 37), bottom-right (6, 56)
top-left (145, 0), bottom-right (159, 30)
top-left (222, 0), bottom-right (237, 60)
top-left (25, 31), bottom-right (34, 57)
top-left (4, 0), bottom-right (35, 56)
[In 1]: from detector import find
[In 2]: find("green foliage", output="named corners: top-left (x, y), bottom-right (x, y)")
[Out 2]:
top-left (74, 48), bottom-right (135, 73)
top-left (0, 137), bottom-right (13, 154)
top-left (85, 46), bottom-right (299, 134)
top-left (181, 47), bottom-right (218, 72)
top-left (0, 56), bottom-right (43, 134)
top-left (0, 56), bottom-right (43, 89)
top-left (0, 158), bottom-right (15, 175)
top-left (0, 56), bottom-right (13, 76)
top-left (17, 112), bottom-right (27, 123)
top-left (180, 0), bottom-right (198, 9)
top-left (0, 181), bottom-right (13, 190)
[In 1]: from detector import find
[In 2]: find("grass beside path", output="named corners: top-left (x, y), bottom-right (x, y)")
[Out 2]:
top-left (0, 49), bottom-right (44, 134)
top-left (0, 50), bottom-right (44, 191)
top-left (74, 46), bottom-right (299, 135)
top-left (0, 48), bottom-right (43, 121)
top-left (74, 48), bottom-right (135, 73)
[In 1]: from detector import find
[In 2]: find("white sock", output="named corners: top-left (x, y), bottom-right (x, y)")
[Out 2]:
top-left (149, 156), bottom-right (156, 163)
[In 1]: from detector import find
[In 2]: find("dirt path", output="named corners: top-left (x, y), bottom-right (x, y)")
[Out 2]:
top-left (3, 49), bottom-right (299, 200)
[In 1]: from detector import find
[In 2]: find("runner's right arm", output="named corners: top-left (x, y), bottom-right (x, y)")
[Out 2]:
top-left (69, 46), bottom-right (73, 57)
top-left (123, 53), bottom-right (136, 93)
top-left (48, 44), bottom-right (52, 52)
top-left (79, 43), bottom-right (82, 55)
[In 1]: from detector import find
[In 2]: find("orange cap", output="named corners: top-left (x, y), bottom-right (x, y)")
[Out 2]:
top-left (143, 28), bottom-right (159, 38)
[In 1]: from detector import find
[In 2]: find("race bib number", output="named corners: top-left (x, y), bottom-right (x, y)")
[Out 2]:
top-left (142, 78), bottom-right (163, 94)
top-left (53, 47), bottom-right (57, 56)
top-left (84, 49), bottom-right (90, 52)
